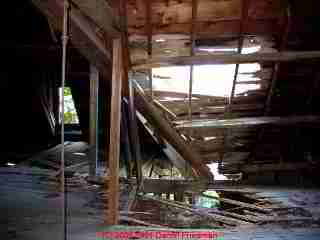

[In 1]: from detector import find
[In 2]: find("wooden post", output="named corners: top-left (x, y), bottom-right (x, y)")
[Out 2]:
top-left (107, 38), bottom-right (122, 225)
top-left (89, 65), bottom-right (99, 176)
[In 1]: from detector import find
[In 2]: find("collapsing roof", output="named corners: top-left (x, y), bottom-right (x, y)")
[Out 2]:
top-left (28, 0), bottom-right (320, 182)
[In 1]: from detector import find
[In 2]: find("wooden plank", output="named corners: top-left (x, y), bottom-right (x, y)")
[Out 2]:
top-left (133, 80), bottom-right (213, 180)
top-left (175, 115), bottom-right (320, 131)
top-left (218, 197), bottom-right (271, 214)
top-left (89, 65), bottom-right (99, 176)
top-left (107, 38), bottom-right (123, 225)
top-left (133, 51), bottom-right (320, 70)
top-left (120, 216), bottom-right (165, 228)
top-left (135, 111), bottom-right (190, 175)
top-left (142, 195), bottom-right (243, 226)
top-left (72, 0), bottom-right (120, 37)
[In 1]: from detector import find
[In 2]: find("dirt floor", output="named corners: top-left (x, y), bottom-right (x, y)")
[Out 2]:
top-left (1, 166), bottom-right (320, 240)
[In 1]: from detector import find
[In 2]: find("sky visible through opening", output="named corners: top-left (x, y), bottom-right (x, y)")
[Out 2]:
top-left (151, 46), bottom-right (261, 179)
top-left (152, 46), bottom-right (261, 98)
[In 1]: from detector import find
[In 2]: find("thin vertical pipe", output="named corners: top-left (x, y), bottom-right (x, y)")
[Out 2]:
top-left (61, 1), bottom-right (69, 240)
top-left (188, 0), bottom-right (198, 121)
top-left (146, 0), bottom-right (153, 99)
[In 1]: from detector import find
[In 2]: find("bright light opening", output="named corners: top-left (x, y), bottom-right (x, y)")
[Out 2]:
top-left (155, 38), bottom-right (166, 43)
top-left (59, 87), bottom-right (79, 124)
top-left (152, 46), bottom-right (261, 97)
top-left (6, 162), bottom-right (16, 166)
top-left (207, 163), bottom-right (227, 180)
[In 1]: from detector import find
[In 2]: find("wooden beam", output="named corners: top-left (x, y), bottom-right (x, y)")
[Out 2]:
top-left (89, 65), bottom-right (99, 176)
top-left (72, 0), bottom-right (120, 37)
top-left (133, 80), bottom-right (213, 180)
top-left (175, 115), bottom-right (320, 131)
top-left (119, 0), bottom-right (131, 97)
top-left (32, 0), bottom-right (111, 70)
top-left (142, 195), bottom-right (243, 226)
top-left (133, 51), bottom-right (320, 70)
top-left (107, 38), bottom-right (123, 225)
top-left (218, 197), bottom-right (271, 214)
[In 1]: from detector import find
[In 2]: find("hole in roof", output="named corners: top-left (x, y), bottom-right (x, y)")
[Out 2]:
top-left (152, 46), bottom-right (261, 98)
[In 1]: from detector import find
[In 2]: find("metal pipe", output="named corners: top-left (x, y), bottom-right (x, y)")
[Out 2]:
top-left (61, 1), bottom-right (69, 240)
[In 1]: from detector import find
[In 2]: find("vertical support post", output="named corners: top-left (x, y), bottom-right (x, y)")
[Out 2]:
top-left (61, 1), bottom-right (69, 239)
top-left (107, 38), bottom-right (122, 225)
top-left (89, 65), bottom-right (99, 176)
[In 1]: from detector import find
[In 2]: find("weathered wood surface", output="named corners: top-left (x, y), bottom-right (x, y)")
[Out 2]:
top-left (133, 51), bottom-right (320, 70)
top-left (133, 80), bottom-right (213, 180)
top-left (141, 195), bottom-right (244, 226)
top-left (31, 0), bottom-right (111, 70)
top-left (175, 116), bottom-right (320, 130)
top-left (72, 0), bottom-right (120, 37)
top-left (107, 39), bottom-right (123, 225)
top-left (218, 197), bottom-right (272, 214)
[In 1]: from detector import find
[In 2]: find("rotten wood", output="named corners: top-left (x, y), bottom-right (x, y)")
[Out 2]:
top-left (133, 80), bottom-right (213, 180)
top-left (141, 195), bottom-right (243, 226)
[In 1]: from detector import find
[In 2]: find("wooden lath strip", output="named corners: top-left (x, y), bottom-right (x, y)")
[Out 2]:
top-left (132, 51), bottom-right (320, 70)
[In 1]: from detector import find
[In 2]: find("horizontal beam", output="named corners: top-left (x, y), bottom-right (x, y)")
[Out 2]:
top-left (175, 115), bottom-right (320, 130)
top-left (133, 51), bottom-right (320, 70)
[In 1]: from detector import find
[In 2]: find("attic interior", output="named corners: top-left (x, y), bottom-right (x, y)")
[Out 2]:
top-left (1, 0), bottom-right (320, 239)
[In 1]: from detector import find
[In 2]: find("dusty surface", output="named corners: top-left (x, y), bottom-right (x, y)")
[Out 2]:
top-left (1, 166), bottom-right (320, 240)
